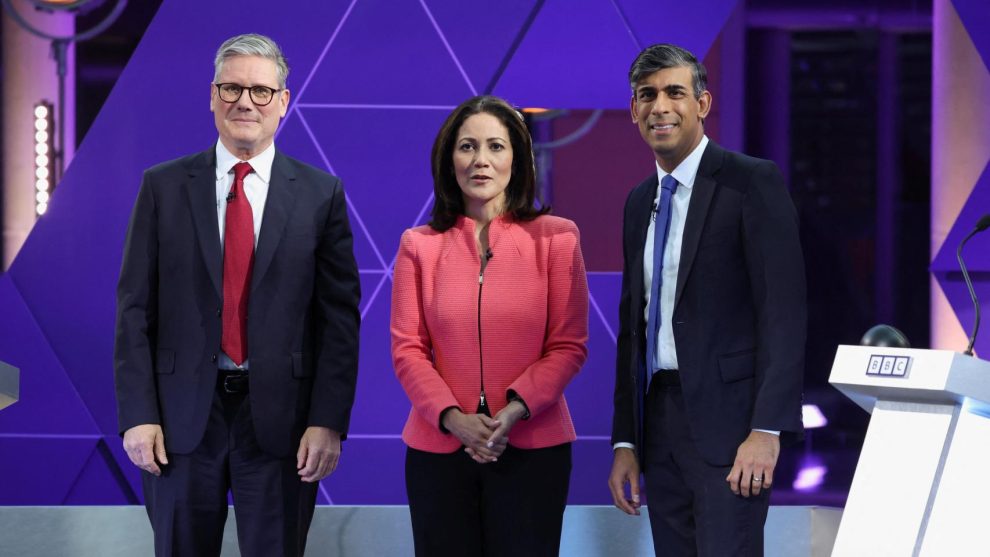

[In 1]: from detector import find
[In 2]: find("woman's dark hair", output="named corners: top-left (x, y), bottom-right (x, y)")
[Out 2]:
top-left (429, 95), bottom-right (549, 231)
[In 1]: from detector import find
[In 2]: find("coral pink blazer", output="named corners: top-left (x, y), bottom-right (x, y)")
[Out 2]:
top-left (391, 214), bottom-right (589, 453)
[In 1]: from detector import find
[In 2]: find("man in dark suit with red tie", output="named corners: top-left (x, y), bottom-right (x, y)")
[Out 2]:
top-left (114, 33), bottom-right (360, 556)
top-left (607, 44), bottom-right (806, 555)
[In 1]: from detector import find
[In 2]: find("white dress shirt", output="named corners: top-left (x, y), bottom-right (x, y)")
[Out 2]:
top-left (215, 141), bottom-right (274, 370)
top-left (643, 135), bottom-right (708, 371)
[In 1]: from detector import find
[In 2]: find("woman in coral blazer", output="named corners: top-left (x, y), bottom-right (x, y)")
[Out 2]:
top-left (391, 95), bottom-right (589, 556)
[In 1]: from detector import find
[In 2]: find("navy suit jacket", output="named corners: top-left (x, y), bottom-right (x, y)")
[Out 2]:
top-left (114, 147), bottom-right (361, 458)
top-left (611, 141), bottom-right (806, 465)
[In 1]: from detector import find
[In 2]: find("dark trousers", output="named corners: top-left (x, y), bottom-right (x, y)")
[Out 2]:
top-left (405, 443), bottom-right (571, 557)
top-left (142, 389), bottom-right (317, 557)
top-left (643, 377), bottom-right (769, 557)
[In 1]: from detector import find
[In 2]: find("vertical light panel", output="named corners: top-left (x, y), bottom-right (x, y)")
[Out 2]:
top-left (33, 101), bottom-right (55, 217)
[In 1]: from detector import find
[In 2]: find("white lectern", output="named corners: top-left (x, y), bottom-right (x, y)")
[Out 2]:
top-left (0, 359), bottom-right (17, 411)
top-left (829, 345), bottom-right (990, 556)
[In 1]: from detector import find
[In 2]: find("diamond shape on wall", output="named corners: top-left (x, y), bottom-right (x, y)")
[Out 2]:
top-left (932, 161), bottom-right (990, 355)
top-left (296, 0), bottom-right (476, 105)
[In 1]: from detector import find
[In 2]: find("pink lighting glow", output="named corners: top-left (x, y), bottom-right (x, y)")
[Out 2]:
top-left (793, 465), bottom-right (827, 492)
top-left (802, 404), bottom-right (827, 429)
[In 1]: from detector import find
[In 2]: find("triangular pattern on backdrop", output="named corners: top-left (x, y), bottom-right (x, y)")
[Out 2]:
top-left (932, 162), bottom-right (990, 273)
top-left (0, 277), bottom-right (100, 435)
top-left (349, 283), bottom-right (414, 435)
top-left (0, 436), bottom-right (101, 504)
top-left (358, 272), bottom-right (390, 321)
top-left (275, 110), bottom-right (390, 271)
top-left (493, 0), bottom-right (642, 108)
top-left (102, 434), bottom-right (145, 503)
top-left (272, 109), bottom-right (338, 177)
top-left (319, 437), bottom-right (407, 504)
top-left (614, 0), bottom-right (740, 63)
top-left (298, 107), bottom-right (447, 265)
top-left (62, 438), bottom-right (139, 504)
top-left (424, 0), bottom-right (541, 93)
top-left (934, 277), bottom-right (990, 356)
top-left (932, 162), bottom-right (990, 356)
top-left (564, 273), bottom-right (623, 437)
top-left (929, 0), bottom-right (990, 273)
top-left (588, 273), bottom-right (622, 336)
top-left (952, 0), bottom-right (990, 77)
top-left (295, 0), bottom-right (475, 106)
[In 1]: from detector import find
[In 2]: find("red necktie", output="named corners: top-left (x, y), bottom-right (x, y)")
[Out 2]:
top-left (221, 161), bottom-right (255, 366)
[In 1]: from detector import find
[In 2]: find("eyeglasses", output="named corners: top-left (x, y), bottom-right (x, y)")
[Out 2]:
top-left (214, 83), bottom-right (282, 106)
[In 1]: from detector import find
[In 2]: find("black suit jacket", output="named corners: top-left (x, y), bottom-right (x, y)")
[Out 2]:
top-left (611, 141), bottom-right (806, 465)
top-left (114, 147), bottom-right (361, 458)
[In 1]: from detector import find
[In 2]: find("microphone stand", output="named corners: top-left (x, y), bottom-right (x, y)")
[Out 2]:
top-left (956, 214), bottom-right (990, 356)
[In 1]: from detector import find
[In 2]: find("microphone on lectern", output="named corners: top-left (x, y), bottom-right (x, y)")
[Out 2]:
top-left (956, 213), bottom-right (990, 356)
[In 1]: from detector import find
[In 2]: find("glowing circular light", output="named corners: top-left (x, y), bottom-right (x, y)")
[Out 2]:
top-left (35, 143), bottom-right (49, 156)
top-left (34, 105), bottom-right (49, 119)
top-left (36, 155), bottom-right (49, 168)
top-left (35, 130), bottom-right (49, 143)
top-left (35, 119), bottom-right (47, 132)
top-left (36, 191), bottom-right (50, 204)
top-left (36, 203), bottom-right (48, 216)
top-left (36, 179), bottom-right (49, 191)
top-left (36, 167), bottom-right (49, 180)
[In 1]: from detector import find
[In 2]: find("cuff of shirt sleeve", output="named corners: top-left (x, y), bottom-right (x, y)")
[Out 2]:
top-left (613, 442), bottom-right (636, 451)
top-left (753, 429), bottom-right (780, 436)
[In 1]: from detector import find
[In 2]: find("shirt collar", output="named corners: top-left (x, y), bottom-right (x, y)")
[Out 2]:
top-left (215, 141), bottom-right (275, 184)
top-left (654, 135), bottom-right (709, 190)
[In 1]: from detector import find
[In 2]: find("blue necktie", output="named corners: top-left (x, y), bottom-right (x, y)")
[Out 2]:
top-left (645, 174), bottom-right (678, 389)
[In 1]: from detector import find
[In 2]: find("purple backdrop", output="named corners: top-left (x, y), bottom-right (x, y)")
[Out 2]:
top-left (0, 0), bottom-right (743, 505)
top-left (931, 0), bottom-right (990, 356)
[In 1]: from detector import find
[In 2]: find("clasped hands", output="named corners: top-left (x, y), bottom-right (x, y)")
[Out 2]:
top-left (442, 401), bottom-right (527, 464)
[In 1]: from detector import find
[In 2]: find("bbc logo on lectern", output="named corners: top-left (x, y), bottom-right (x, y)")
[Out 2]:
top-left (866, 355), bottom-right (911, 378)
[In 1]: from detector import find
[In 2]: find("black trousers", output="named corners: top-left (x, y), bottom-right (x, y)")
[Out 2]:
top-left (643, 378), bottom-right (769, 557)
top-left (405, 443), bottom-right (571, 557)
top-left (142, 389), bottom-right (317, 557)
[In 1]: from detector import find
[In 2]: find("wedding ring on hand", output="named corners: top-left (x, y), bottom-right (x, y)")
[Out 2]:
top-left (752, 476), bottom-right (763, 483)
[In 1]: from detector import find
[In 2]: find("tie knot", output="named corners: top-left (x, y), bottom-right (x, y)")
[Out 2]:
top-left (233, 161), bottom-right (254, 183)
top-left (661, 174), bottom-right (678, 193)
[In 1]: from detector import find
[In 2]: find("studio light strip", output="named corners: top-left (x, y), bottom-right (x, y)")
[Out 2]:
top-left (34, 101), bottom-right (55, 216)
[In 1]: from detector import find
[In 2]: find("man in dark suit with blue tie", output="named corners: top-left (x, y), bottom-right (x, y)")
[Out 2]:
top-left (608, 44), bottom-right (806, 556)
top-left (114, 33), bottom-right (360, 556)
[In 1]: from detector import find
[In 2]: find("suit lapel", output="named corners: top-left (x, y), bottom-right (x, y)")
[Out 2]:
top-left (630, 175), bottom-right (657, 314)
top-left (251, 150), bottom-right (295, 292)
top-left (629, 176), bottom-right (656, 451)
top-left (186, 149), bottom-right (223, 297)
top-left (674, 142), bottom-right (723, 311)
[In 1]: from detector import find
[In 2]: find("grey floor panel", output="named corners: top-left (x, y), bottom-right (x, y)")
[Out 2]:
top-left (0, 505), bottom-right (839, 556)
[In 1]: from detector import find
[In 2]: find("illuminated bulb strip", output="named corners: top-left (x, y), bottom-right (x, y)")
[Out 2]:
top-left (33, 101), bottom-right (55, 217)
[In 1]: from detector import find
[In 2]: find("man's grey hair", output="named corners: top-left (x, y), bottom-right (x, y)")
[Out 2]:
top-left (628, 43), bottom-right (707, 99)
top-left (213, 33), bottom-right (289, 89)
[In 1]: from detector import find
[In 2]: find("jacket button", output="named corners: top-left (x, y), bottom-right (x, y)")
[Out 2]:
top-left (211, 354), bottom-right (217, 362)
top-left (216, 309), bottom-right (222, 317)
